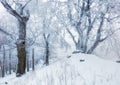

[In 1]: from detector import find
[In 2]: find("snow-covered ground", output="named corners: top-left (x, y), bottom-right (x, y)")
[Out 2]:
top-left (0, 53), bottom-right (120, 85)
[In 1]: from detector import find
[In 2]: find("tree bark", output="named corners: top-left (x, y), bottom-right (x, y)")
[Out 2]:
top-left (43, 34), bottom-right (50, 66)
top-left (45, 41), bottom-right (49, 66)
top-left (2, 45), bottom-right (5, 77)
top-left (9, 49), bottom-right (11, 74)
top-left (26, 53), bottom-right (29, 72)
top-left (16, 19), bottom-right (27, 76)
top-left (32, 48), bottom-right (35, 71)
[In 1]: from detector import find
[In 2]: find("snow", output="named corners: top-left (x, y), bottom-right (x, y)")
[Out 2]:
top-left (0, 53), bottom-right (120, 85)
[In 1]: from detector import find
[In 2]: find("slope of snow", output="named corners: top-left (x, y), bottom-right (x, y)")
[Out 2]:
top-left (0, 53), bottom-right (120, 85)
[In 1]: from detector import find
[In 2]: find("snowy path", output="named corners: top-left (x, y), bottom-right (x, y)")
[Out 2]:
top-left (0, 53), bottom-right (120, 85)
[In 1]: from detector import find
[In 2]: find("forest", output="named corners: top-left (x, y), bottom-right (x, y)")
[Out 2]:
top-left (0, 0), bottom-right (120, 85)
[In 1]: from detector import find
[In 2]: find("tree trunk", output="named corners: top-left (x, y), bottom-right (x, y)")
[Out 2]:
top-left (75, 38), bottom-right (84, 53)
top-left (43, 34), bottom-right (50, 66)
top-left (75, 25), bottom-right (84, 52)
top-left (9, 49), bottom-right (11, 74)
top-left (16, 19), bottom-right (27, 76)
top-left (87, 41), bottom-right (99, 54)
top-left (45, 41), bottom-right (49, 66)
top-left (26, 54), bottom-right (29, 72)
top-left (2, 45), bottom-right (5, 77)
top-left (32, 48), bottom-right (35, 71)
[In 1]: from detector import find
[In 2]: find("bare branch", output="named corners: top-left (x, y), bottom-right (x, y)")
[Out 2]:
top-left (55, 11), bottom-right (77, 45)
top-left (0, 28), bottom-right (10, 35)
top-left (22, 0), bottom-right (32, 10)
top-left (111, 15), bottom-right (120, 20)
top-left (66, 28), bottom-right (77, 45)
top-left (0, 0), bottom-right (22, 21)
top-left (0, 27), bottom-right (13, 39)
top-left (100, 28), bottom-right (120, 42)
top-left (47, 34), bottom-right (50, 39)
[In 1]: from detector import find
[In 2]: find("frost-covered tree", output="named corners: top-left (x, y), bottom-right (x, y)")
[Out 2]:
top-left (0, 0), bottom-right (31, 76)
top-left (56, 0), bottom-right (120, 54)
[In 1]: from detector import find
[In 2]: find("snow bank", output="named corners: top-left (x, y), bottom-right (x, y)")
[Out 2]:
top-left (0, 53), bottom-right (120, 85)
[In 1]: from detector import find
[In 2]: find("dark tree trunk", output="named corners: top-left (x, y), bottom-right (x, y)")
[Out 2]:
top-left (9, 49), bottom-right (11, 74)
top-left (26, 54), bottom-right (29, 72)
top-left (43, 34), bottom-right (50, 66)
top-left (2, 45), bottom-right (5, 77)
top-left (32, 48), bottom-right (35, 71)
top-left (16, 19), bottom-right (27, 76)
top-left (45, 41), bottom-right (49, 66)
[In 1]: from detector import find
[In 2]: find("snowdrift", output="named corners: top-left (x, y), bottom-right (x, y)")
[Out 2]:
top-left (0, 53), bottom-right (120, 85)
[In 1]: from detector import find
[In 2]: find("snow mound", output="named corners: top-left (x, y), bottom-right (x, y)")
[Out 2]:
top-left (0, 53), bottom-right (120, 85)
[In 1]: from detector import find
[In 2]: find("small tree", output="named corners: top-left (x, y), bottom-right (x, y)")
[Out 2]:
top-left (43, 34), bottom-right (50, 66)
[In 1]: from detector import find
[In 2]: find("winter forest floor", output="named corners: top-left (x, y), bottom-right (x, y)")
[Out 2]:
top-left (0, 53), bottom-right (120, 85)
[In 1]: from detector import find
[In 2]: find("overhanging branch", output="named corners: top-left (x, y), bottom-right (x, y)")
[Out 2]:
top-left (0, 0), bottom-right (22, 21)
top-left (0, 28), bottom-right (10, 35)
top-left (100, 28), bottom-right (120, 42)
top-left (22, 0), bottom-right (32, 10)
top-left (0, 27), bottom-right (13, 39)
